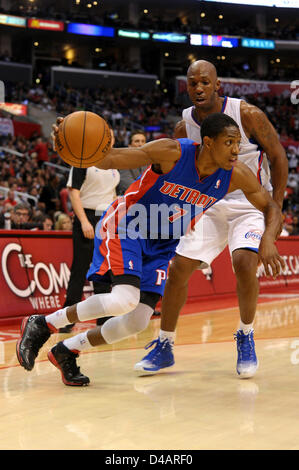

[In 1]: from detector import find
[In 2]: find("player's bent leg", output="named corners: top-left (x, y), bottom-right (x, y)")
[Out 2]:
top-left (232, 249), bottom-right (259, 378)
top-left (76, 284), bottom-right (140, 322)
top-left (101, 292), bottom-right (159, 344)
top-left (232, 249), bottom-right (259, 325)
top-left (48, 293), bottom-right (158, 386)
top-left (17, 282), bottom-right (140, 373)
top-left (161, 254), bottom-right (202, 332)
top-left (135, 255), bottom-right (201, 376)
top-left (46, 283), bottom-right (140, 331)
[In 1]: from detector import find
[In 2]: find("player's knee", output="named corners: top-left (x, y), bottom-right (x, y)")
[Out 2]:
top-left (168, 255), bottom-right (198, 286)
top-left (127, 305), bottom-right (151, 333)
top-left (110, 284), bottom-right (140, 316)
top-left (101, 302), bottom-right (153, 344)
top-left (232, 250), bottom-right (258, 279)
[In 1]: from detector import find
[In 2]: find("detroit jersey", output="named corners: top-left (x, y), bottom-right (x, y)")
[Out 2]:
top-left (97, 138), bottom-right (232, 240)
top-left (183, 96), bottom-right (272, 199)
top-left (87, 138), bottom-right (233, 295)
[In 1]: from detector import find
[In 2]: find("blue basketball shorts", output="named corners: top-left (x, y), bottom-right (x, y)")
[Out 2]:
top-left (87, 219), bottom-right (178, 296)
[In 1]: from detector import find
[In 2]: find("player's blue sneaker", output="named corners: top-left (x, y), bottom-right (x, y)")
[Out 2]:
top-left (234, 329), bottom-right (259, 378)
top-left (134, 338), bottom-right (175, 376)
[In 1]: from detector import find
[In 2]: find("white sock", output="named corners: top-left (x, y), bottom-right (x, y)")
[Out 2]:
top-left (159, 329), bottom-right (175, 346)
top-left (63, 331), bottom-right (92, 353)
top-left (239, 321), bottom-right (254, 335)
top-left (46, 307), bottom-right (69, 330)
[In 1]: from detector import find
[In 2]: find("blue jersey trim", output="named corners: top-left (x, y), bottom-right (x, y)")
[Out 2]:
top-left (221, 96), bottom-right (228, 113)
top-left (238, 247), bottom-right (259, 253)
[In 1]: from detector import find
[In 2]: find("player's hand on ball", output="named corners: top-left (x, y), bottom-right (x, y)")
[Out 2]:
top-left (51, 117), bottom-right (64, 151)
top-left (52, 111), bottom-right (111, 168)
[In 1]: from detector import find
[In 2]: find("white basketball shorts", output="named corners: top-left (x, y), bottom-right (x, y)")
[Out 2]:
top-left (176, 195), bottom-right (265, 267)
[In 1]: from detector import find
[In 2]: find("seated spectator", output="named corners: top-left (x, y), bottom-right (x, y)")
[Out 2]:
top-left (0, 203), bottom-right (41, 230)
top-left (291, 215), bottom-right (299, 235)
top-left (59, 187), bottom-right (73, 216)
top-left (287, 174), bottom-right (298, 193)
top-left (30, 137), bottom-right (49, 168)
top-left (117, 130), bottom-right (147, 194)
top-left (54, 213), bottom-right (73, 231)
top-left (284, 209), bottom-right (294, 226)
top-left (39, 173), bottom-right (61, 217)
top-left (11, 203), bottom-right (31, 228)
top-left (3, 189), bottom-right (19, 208)
top-left (32, 213), bottom-right (53, 231)
top-left (287, 148), bottom-right (298, 170)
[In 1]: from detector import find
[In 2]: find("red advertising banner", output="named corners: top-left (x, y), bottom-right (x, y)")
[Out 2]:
top-left (0, 103), bottom-right (27, 116)
top-left (0, 231), bottom-right (92, 324)
top-left (187, 236), bottom-right (299, 302)
top-left (28, 18), bottom-right (64, 31)
top-left (218, 78), bottom-right (292, 99)
top-left (0, 231), bottom-right (298, 324)
top-left (257, 237), bottom-right (299, 293)
top-left (176, 76), bottom-right (292, 99)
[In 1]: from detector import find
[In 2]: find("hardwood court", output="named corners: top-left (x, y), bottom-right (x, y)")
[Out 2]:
top-left (0, 295), bottom-right (299, 450)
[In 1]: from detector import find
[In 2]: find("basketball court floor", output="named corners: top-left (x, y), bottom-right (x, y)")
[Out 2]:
top-left (0, 294), bottom-right (299, 451)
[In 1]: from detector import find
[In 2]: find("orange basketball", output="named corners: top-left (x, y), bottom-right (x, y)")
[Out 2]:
top-left (55, 111), bottom-right (112, 168)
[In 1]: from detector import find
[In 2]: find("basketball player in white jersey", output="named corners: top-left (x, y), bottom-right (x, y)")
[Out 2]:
top-left (135, 60), bottom-right (288, 378)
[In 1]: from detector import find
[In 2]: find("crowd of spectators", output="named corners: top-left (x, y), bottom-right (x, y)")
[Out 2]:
top-left (1, 3), bottom-right (298, 82)
top-left (0, 82), bottom-right (298, 235)
top-left (0, 130), bottom-right (72, 231)
top-left (5, 1), bottom-right (299, 42)
top-left (4, 81), bottom-right (177, 146)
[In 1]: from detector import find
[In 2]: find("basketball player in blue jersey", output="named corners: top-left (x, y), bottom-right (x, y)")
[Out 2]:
top-left (16, 113), bottom-right (285, 386)
top-left (135, 60), bottom-right (288, 379)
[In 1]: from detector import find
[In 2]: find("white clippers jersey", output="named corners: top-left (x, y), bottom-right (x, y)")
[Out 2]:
top-left (182, 96), bottom-right (272, 199)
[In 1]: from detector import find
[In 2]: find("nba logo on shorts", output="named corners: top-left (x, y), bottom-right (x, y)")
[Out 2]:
top-left (128, 260), bottom-right (134, 270)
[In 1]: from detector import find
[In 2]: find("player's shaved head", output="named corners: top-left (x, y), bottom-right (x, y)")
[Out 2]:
top-left (187, 60), bottom-right (218, 81)
top-left (186, 60), bottom-right (221, 111)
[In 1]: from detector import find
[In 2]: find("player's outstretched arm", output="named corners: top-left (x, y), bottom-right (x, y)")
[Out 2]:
top-left (51, 118), bottom-right (181, 172)
top-left (230, 162), bottom-right (286, 278)
top-left (96, 138), bottom-right (181, 172)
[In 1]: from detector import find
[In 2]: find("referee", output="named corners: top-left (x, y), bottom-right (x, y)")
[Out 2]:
top-left (59, 162), bottom-right (120, 333)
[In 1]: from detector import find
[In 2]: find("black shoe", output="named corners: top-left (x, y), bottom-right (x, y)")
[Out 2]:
top-left (152, 310), bottom-right (161, 317)
top-left (48, 342), bottom-right (90, 386)
top-left (16, 315), bottom-right (51, 371)
top-left (59, 323), bottom-right (75, 333)
top-left (96, 317), bottom-right (112, 326)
